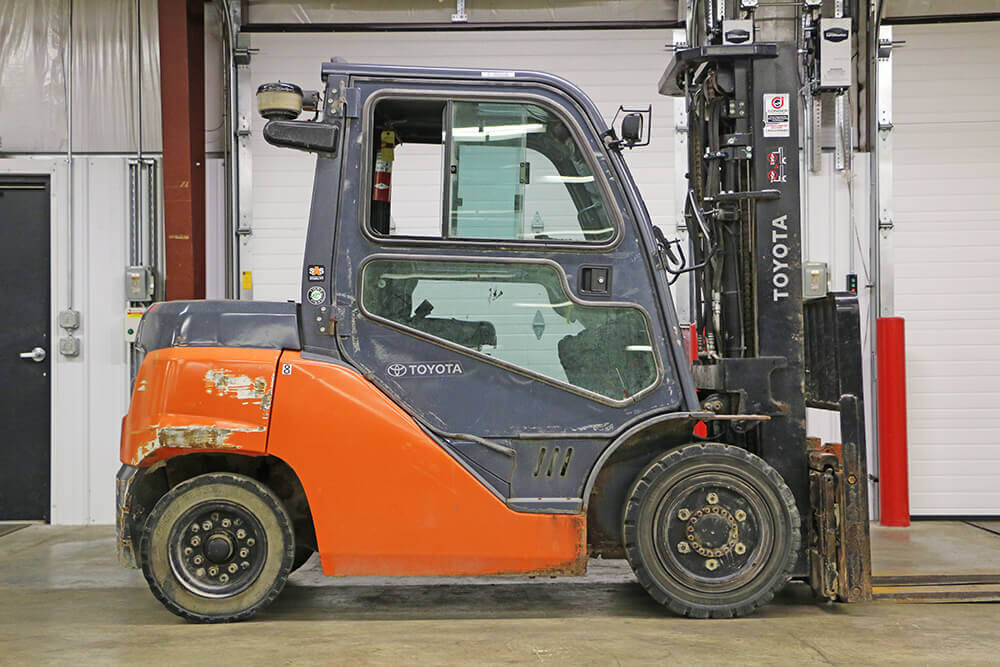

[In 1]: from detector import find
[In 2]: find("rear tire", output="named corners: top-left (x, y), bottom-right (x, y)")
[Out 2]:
top-left (139, 472), bottom-right (295, 623)
top-left (622, 442), bottom-right (800, 618)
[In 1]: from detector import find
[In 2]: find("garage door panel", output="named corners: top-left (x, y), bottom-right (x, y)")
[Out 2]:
top-left (896, 263), bottom-right (1000, 280)
top-left (896, 25), bottom-right (1000, 521)
top-left (906, 376), bottom-right (1000, 393)
top-left (893, 6), bottom-right (1000, 515)
top-left (912, 461), bottom-right (1000, 480)
top-left (909, 429), bottom-right (1000, 447)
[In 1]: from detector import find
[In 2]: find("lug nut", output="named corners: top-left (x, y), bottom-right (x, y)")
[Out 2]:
top-left (222, 518), bottom-right (232, 528)
top-left (190, 523), bottom-right (200, 533)
top-left (193, 555), bottom-right (204, 565)
top-left (196, 567), bottom-right (206, 577)
top-left (184, 547), bottom-right (193, 556)
top-left (239, 548), bottom-right (249, 558)
top-left (202, 520), bottom-right (212, 531)
top-left (208, 566), bottom-right (219, 577)
top-left (705, 558), bottom-right (719, 571)
top-left (677, 508), bottom-right (691, 521)
top-left (190, 536), bottom-right (201, 547)
top-left (677, 542), bottom-right (691, 554)
top-left (735, 509), bottom-right (747, 521)
top-left (228, 563), bottom-right (239, 574)
top-left (241, 561), bottom-right (250, 569)
top-left (735, 542), bottom-right (747, 555)
top-left (236, 529), bottom-right (246, 539)
top-left (211, 513), bottom-right (220, 522)
top-left (246, 538), bottom-right (256, 547)
top-left (707, 492), bottom-right (719, 505)
top-left (219, 573), bottom-right (229, 583)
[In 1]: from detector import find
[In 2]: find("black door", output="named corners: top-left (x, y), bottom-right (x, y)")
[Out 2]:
top-left (0, 176), bottom-right (51, 521)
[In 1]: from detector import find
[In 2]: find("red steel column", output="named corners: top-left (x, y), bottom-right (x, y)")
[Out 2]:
top-left (877, 317), bottom-right (910, 526)
top-left (158, 0), bottom-right (206, 300)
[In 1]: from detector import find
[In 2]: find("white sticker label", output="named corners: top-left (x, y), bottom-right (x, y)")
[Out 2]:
top-left (386, 362), bottom-right (464, 378)
top-left (481, 70), bottom-right (516, 79)
top-left (763, 93), bottom-right (790, 138)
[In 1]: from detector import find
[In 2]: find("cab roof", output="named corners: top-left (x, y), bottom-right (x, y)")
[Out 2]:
top-left (320, 60), bottom-right (609, 133)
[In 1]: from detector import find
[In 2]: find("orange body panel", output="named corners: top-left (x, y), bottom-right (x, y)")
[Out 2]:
top-left (122, 347), bottom-right (279, 466)
top-left (267, 351), bottom-right (587, 577)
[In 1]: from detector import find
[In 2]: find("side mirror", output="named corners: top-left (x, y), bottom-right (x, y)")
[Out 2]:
top-left (621, 113), bottom-right (644, 147)
top-left (609, 105), bottom-right (651, 149)
top-left (263, 121), bottom-right (339, 154)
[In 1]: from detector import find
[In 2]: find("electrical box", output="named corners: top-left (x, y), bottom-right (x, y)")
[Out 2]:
top-left (803, 262), bottom-right (829, 299)
top-left (58, 309), bottom-right (80, 330)
top-left (124, 306), bottom-right (146, 344)
top-left (819, 18), bottom-right (852, 89)
top-left (125, 265), bottom-right (155, 302)
top-left (722, 20), bottom-right (754, 45)
top-left (59, 335), bottom-right (81, 357)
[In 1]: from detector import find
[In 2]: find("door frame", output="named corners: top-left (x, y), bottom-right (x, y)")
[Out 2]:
top-left (0, 159), bottom-right (70, 523)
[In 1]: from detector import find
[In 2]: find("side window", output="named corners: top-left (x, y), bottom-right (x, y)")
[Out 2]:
top-left (362, 259), bottom-right (657, 401)
top-left (367, 97), bottom-right (613, 243)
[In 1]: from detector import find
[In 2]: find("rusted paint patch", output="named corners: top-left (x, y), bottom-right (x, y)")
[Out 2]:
top-left (130, 424), bottom-right (265, 465)
top-left (204, 368), bottom-right (270, 405)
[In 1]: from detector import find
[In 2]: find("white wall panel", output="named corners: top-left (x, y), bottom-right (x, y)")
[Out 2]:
top-left (1, 157), bottom-right (131, 524)
top-left (893, 22), bottom-right (1000, 514)
top-left (243, 29), bottom-right (677, 302)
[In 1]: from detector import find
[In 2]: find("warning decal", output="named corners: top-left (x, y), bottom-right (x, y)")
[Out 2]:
top-left (763, 93), bottom-right (790, 138)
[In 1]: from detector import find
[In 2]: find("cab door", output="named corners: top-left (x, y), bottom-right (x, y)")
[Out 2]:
top-left (330, 78), bottom-right (683, 506)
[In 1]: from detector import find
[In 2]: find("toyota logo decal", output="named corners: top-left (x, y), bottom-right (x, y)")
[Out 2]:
top-left (387, 363), bottom-right (407, 377)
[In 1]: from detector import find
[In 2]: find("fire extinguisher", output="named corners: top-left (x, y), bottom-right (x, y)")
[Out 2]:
top-left (373, 130), bottom-right (395, 202)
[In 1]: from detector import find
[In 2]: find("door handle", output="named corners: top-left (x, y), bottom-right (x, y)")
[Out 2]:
top-left (19, 347), bottom-right (46, 363)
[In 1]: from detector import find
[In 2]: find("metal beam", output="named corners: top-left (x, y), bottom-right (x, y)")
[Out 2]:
top-left (158, 0), bottom-right (206, 300)
top-left (240, 19), bottom-right (682, 33)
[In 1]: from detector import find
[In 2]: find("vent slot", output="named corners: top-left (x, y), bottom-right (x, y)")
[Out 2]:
top-left (560, 447), bottom-right (574, 477)
top-left (533, 447), bottom-right (547, 478)
top-left (546, 447), bottom-right (561, 477)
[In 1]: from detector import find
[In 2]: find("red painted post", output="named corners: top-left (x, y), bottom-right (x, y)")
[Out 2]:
top-left (877, 317), bottom-right (910, 526)
top-left (158, 0), bottom-right (206, 300)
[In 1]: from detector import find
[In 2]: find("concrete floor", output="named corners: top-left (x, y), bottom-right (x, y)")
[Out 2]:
top-left (1, 524), bottom-right (998, 665)
top-left (871, 520), bottom-right (1000, 577)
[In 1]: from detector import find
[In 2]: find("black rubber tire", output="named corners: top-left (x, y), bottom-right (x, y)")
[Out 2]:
top-left (622, 442), bottom-right (800, 619)
top-left (139, 472), bottom-right (295, 623)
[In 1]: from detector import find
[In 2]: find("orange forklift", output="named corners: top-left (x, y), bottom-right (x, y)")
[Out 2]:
top-left (118, 42), bottom-right (870, 621)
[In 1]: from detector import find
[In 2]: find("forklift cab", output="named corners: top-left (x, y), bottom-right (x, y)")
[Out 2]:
top-left (295, 63), bottom-right (701, 511)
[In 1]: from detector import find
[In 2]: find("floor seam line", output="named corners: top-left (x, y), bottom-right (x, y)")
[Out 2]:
top-left (962, 520), bottom-right (1000, 539)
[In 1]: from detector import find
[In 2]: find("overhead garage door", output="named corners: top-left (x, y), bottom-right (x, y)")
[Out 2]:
top-left (244, 29), bottom-right (677, 302)
top-left (893, 22), bottom-right (1000, 514)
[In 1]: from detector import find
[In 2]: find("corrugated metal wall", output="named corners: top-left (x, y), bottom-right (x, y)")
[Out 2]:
top-left (893, 22), bottom-right (1000, 514)
top-left (0, 0), bottom-right (226, 523)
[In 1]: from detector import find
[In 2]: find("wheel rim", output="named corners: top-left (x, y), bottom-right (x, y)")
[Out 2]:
top-left (167, 501), bottom-right (268, 599)
top-left (652, 470), bottom-right (775, 594)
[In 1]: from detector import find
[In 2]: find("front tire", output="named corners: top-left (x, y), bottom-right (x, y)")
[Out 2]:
top-left (139, 472), bottom-right (295, 623)
top-left (622, 442), bottom-right (800, 618)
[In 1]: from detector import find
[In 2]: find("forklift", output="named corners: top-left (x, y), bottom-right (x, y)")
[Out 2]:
top-left (117, 0), bottom-right (871, 622)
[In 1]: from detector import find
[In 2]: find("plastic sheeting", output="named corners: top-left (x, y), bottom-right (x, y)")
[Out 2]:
top-left (246, 0), bottom-right (677, 24)
top-left (0, 0), bottom-right (162, 153)
top-left (0, 0), bottom-right (69, 152)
